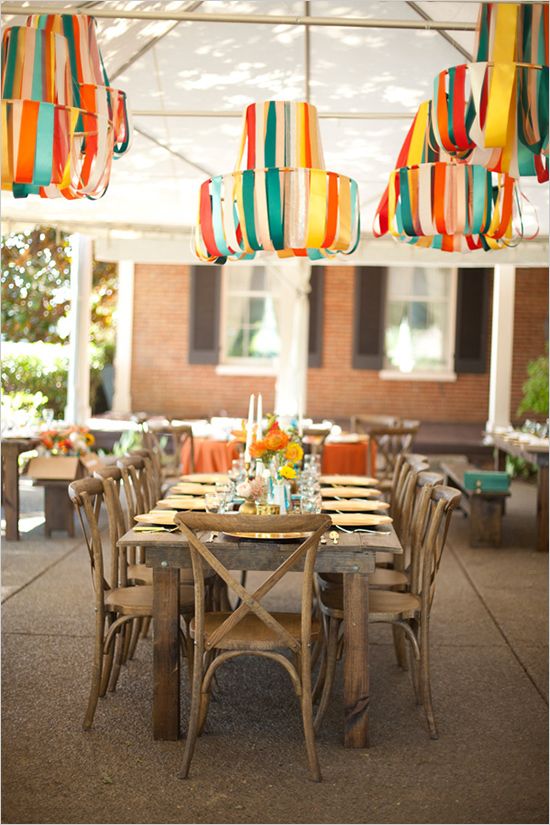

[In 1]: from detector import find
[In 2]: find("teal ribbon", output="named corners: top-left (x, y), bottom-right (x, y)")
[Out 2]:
top-left (33, 102), bottom-right (54, 186)
top-left (265, 101), bottom-right (276, 169)
top-left (211, 177), bottom-right (232, 257)
top-left (31, 30), bottom-right (44, 102)
top-left (2, 28), bottom-right (20, 99)
top-left (266, 168), bottom-right (284, 250)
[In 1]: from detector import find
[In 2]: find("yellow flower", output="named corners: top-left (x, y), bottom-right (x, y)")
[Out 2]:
top-left (85, 433), bottom-right (95, 446)
top-left (285, 442), bottom-right (303, 463)
top-left (279, 464), bottom-right (296, 480)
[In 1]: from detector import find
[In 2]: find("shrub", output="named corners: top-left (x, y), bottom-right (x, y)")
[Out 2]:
top-left (517, 353), bottom-right (549, 418)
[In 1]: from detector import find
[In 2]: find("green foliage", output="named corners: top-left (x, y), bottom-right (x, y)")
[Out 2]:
top-left (1, 226), bottom-right (117, 355)
top-left (2, 348), bottom-right (111, 417)
top-left (506, 455), bottom-right (536, 480)
top-left (517, 353), bottom-right (549, 417)
top-left (111, 429), bottom-right (143, 456)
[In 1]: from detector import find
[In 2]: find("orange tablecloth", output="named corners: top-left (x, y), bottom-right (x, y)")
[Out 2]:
top-left (181, 438), bottom-right (240, 474)
top-left (182, 437), bottom-right (376, 477)
top-left (322, 441), bottom-right (376, 476)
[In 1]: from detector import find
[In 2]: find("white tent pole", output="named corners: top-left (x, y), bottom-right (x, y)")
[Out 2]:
top-left (2, 5), bottom-right (477, 30)
top-left (274, 261), bottom-right (311, 421)
top-left (486, 265), bottom-right (516, 432)
top-left (65, 234), bottom-right (93, 425)
top-left (111, 260), bottom-right (135, 415)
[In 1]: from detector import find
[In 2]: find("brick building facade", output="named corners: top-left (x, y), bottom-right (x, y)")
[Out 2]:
top-left (129, 264), bottom-right (548, 425)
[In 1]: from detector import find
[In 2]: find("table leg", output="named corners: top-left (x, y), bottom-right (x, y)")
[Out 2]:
top-left (536, 464), bottom-right (549, 553)
top-left (343, 571), bottom-right (370, 748)
top-left (3, 444), bottom-right (21, 541)
top-left (153, 566), bottom-right (180, 739)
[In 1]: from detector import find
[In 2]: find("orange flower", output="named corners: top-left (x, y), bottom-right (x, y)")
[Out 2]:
top-left (285, 442), bottom-right (303, 463)
top-left (250, 440), bottom-right (266, 459)
top-left (263, 430), bottom-right (289, 452)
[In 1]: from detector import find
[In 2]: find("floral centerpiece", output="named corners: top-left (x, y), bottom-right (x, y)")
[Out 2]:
top-left (236, 476), bottom-right (266, 513)
top-left (38, 426), bottom-right (95, 456)
top-left (250, 415), bottom-right (303, 480)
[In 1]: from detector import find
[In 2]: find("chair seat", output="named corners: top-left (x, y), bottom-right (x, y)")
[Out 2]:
top-left (317, 580), bottom-right (419, 620)
top-left (105, 583), bottom-right (195, 616)
top-left (190, 611), bottom-right (321, 651)
top-left (369, 567), bottom-right (408, 589)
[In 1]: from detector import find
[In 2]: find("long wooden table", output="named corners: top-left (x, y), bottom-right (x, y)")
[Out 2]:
top-left (488, 434), bottom-right (549, 552)
top-left (119, 526), bottom-right (402, 746)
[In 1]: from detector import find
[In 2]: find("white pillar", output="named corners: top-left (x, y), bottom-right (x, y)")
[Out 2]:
top-left (112, 260), bottom-right (135, 414)
top-left (65, 234), bottom-right (93, 425)
top-left (274, 261), bottom-right (311, 420)
top-left (486, 265), bottom-right (516, 432)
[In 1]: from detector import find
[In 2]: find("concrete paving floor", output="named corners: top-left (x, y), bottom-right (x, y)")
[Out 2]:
top-left (1, 478), bottom-right (548, 824)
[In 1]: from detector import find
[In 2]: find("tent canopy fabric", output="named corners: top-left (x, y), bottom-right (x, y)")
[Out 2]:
top-left (2, 0), bottom-right (548, 245)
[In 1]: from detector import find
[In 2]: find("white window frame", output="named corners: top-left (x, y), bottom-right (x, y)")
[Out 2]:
top-left (217, 266), bottom-right (279, 376)
top-left (380, 267), bottom-right (458, 382)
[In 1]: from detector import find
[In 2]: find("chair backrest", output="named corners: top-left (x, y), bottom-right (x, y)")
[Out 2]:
top-left (409, 484), bottom-right (461, 611)
top-left (175, 513), bottom-right (331, 653)
top-left (143, 419), bottom-right (194, 477)
top-left (366, 420), bottom-right (421, 481)
top-left (129, 448), bottom-right (161, 506)
top-left (302, 426), bottom-right (332, 459)
top-left (69, 477), bottom-right (111, 613)
top-left (116, 455), bottom-right (148, 516)
top-left (352, 414), bottom-right (400, 433)
top-left (391, 453), bottom-right (430, 538)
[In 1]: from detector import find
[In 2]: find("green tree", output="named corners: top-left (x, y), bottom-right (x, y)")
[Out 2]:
top-left (1, 226), bottom-right (117, 349)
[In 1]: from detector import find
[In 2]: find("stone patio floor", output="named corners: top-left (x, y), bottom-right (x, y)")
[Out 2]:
top-left (1, 476), bottom-right (548, 824)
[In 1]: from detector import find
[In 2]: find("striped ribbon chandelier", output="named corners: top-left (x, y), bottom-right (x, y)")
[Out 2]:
top-left (374, 2), bottom-right (547, 253)
top-left (194, 100), bottom-right (360, 263)
top-left (1, 13), bottom-right (131, 200)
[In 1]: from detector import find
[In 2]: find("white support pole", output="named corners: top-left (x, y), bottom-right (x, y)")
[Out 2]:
top-left (274, 261), bottom-right (311, 421)
top-left (486, 265), bottom-right (516, 432)
top-left (111, 260), bottom-right (135, 415)
top-left (65, 234), bottom-right (93, 425)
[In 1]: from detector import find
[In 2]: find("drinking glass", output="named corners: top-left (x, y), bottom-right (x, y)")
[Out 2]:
top-left (205, 493), bottom-right (222, 513)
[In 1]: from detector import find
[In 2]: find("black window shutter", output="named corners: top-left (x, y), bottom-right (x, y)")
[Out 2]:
top-left (353, 266), bottom-right (387, 370)
top-left (188, 266), bottom-right (221, 364)
top-left (454, 268), bottom-right (490, 374)
top-left (308, 268), bottom-right (324, 368)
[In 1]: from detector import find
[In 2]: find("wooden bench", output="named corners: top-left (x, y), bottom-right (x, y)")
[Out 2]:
top-left (440, 460), bottom-right (510, 548)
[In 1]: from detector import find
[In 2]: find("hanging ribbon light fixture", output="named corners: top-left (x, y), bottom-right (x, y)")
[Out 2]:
top-left (430, 2), bottom-right (548, 181)
top-left (373, 100), bottom-right (522, 252)
top-left (194, 100), bottom-right (360, 263)
top-left (1, 13), bottom-right (131, 200)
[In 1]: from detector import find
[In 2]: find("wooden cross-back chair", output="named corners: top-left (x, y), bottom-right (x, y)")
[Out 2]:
top-left (302, 426), bottom-right (332, 461)
top-left (69, 476), bottom-right (195, 731)
top-left (314, 483), bottom-right (460, 738)
top-left (175, 512), bottom-right (332, 782)
top-left (143, 420), bottom-right (195, 481)
top-left (129, 448), bottom-right (162, 505)
top-left (353, 417), bottom-right (420, 483)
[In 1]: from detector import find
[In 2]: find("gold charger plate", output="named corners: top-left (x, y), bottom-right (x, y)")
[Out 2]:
top-left (169, 483), bottom-right (217, 495)
top-left (320, 486), bottom-right (382, 499)
top-left (179, 473), bottom-right (229, 483)
top-left (330, 513), bottom-right (392, 527)
top-left (155, 498), bottom-right (206, 511)
top-left (222, 531), bottom-right (312, 541)
top-left (321, 474), bottom-right (379, 487)
top-left (321, 499), bottom-right (389, 512)
top-left (135, 511), bottom-right (177, 526)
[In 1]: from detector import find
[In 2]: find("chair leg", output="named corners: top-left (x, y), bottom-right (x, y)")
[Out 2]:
top-left (108, 629), bottom-right (126, 693)
top-left (392, 624), bottom-right (408, 671)
top-left (180, 645), bottom-right (203, 779)
top-left (140, 616), bottom-right (152, 639)
top-left (300, 652), bottom-right (322, 782)
top-left (407, 634), bottom-right (421, 706)
top-left (419, 617), bottom-right (438, 739)
top-left (314, 616), bottom-right (339, 732)
top-left (83, 619), bottom-right (105, 730)
top-left (127, 618), bottom-right (143, 660)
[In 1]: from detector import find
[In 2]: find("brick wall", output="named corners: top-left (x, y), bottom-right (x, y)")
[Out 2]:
top-left (510, 267), bottom-right (549, 422)
top-left (130, 263), bottom-right (548, 424)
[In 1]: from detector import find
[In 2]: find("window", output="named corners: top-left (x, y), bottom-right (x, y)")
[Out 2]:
top-left (383, 267), bottom-right (457, 377)
top-left (220, 266), bottom-right (280, 366)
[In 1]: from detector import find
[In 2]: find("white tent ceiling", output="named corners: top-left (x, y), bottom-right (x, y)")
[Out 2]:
top-left (2, 0), bottom-right (548, 255)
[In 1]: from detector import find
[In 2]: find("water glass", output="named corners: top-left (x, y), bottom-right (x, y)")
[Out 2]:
top-left (205, 493), bottom-right (222, 513)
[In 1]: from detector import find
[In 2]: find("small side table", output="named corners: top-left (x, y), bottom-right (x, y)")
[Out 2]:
top-left (33, 480), bottom-right (75, 537)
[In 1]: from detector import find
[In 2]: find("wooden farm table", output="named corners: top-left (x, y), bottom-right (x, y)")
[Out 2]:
top-left (488, 434), bottom-right (549, 552)
top-left (1, 437), bottom-right (39, 540)
top-left (119, 525), bottom-right (402, 746)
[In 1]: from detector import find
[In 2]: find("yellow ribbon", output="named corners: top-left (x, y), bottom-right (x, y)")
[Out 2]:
top-left (484, 3), bottom-right (518, 148)
top-left (305, 169), bottom-right (327, 247)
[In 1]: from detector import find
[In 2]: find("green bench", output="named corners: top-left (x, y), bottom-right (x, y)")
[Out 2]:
top-left (440, 460), bottom-right (510, 548)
